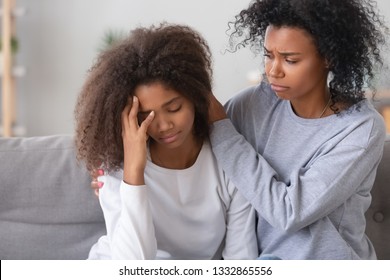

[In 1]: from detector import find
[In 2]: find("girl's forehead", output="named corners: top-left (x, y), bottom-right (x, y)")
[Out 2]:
top-left (134, 83), bottom-right (183, 108)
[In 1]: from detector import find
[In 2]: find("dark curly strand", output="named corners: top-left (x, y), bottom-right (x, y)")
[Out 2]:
top-left (229, 0), bottom-right (388, 111)
top-left (75, 23), bottom-right (213, 172)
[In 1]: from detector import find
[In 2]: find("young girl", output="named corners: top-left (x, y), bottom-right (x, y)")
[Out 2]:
top-left (209, 0), bottom-right (388, 259)
top-left (74, 23), bottom-right (257, 260)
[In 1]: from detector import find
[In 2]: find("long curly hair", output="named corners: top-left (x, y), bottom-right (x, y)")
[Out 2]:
top-left (75, 23), bottom-right (213, 172)
top-left (229, 0), bottom-right (388, 111)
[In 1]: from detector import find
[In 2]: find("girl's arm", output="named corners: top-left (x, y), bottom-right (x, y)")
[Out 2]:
top-left (121, 96), bottom-right (154, 185)
top-left (222, 179), bottom-right (258, 259)
top-left (98, 175), bottom-right (157, 259)
top-left (97, 96), bottom-right (157, 259)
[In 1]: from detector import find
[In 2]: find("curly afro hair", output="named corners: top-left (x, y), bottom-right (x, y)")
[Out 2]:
top-left (75, 23), bottom-right (213, 172)
top-left (229, 0), bottom-right (388, 110)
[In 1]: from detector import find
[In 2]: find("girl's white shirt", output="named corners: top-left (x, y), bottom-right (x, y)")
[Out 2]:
top-left (88, 141), bottom-right (258, 260)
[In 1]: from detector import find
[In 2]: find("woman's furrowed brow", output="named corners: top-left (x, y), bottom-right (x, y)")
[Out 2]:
top-left (264, 46), bottom-right (301, 56)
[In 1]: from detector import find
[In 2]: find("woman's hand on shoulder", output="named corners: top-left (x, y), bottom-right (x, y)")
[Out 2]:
top-left (209, 93), bottom-right (227, 123)
top-left (90, 168), bottom-right (104, 197)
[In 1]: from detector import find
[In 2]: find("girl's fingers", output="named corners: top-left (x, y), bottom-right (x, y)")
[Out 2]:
top-left (128, 96), bottom-right (140, 128)
top-left (121, 102), bottom-right (132, 132)
top-left (139, 111), bottom-right (155, 133)
top-left (122, 96), bottom-right (142, 133)
top-left (129, 96), bottom-right (139, 117)
top-left (121, 95), bottom-right (153, 139)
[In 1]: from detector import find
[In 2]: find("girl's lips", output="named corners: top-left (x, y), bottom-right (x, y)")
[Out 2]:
top-left (159, 133), bottom-right (179, 144)
top-left (271, 84), bottom-right (289, 92)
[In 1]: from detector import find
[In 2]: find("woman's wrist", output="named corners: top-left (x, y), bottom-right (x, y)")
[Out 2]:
top-left (209, 94), bottom-right (227, 123)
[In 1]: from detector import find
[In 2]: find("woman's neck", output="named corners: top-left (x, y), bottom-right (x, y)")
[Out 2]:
top-left (149, 137), bottom-right (203, 169)
top-left (290, 86), bottom-right (333, 119)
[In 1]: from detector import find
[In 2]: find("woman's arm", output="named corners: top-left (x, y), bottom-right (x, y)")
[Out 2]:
top-left (210, 116), bottom-right (385, 233)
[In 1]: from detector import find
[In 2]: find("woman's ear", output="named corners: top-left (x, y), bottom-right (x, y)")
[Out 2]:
top-left (324, 59), bottom-right (330, 69)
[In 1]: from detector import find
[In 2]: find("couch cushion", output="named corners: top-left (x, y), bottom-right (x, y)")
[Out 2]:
top-left (0, 135), bottom-right (106, 259)
top-left (365, 134), bottom-right (390, 260)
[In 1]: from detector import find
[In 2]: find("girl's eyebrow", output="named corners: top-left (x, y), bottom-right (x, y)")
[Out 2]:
top-left (162, 96), bottom-right (182, 108)
top-left (264, 46), bottom-right (301, 56)
top-left (138, 96), bottom-right (182, 114)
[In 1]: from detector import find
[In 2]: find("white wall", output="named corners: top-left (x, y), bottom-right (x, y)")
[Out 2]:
top-left (7, 0), bottom-right (260, 136)
top-left (4, 0), bottom-right (390, 136)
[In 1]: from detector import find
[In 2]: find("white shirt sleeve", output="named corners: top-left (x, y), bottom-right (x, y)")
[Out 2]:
top-left (97, 175), bottom-right (157, 259)
top-left (222, 182), bottom-right (258, 259)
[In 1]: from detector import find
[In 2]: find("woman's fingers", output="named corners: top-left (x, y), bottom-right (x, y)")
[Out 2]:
top-left (90, 168), bottom-right (104, 180)
top-left (90, 169), bottom-right (104, 197)
top-left (94, 188), bottom-right (100, 197)
top-left (91, 179), bottom-right (104, 189)
top-left (208, 93), bottom-right (227, 123)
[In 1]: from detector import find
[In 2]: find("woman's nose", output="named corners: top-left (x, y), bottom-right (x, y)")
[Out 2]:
top-left (267, 60), bottom-right (284, 78)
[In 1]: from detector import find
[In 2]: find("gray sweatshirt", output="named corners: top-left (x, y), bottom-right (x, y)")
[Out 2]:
top-left (210, 82), bottom-right (386, 259)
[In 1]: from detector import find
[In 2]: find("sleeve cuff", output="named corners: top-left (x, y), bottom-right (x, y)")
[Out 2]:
top-left (121, 180), bottom-right (147, 188)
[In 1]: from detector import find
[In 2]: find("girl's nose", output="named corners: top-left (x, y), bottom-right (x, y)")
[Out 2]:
top-left (155, 114), bottom-right (173, 132)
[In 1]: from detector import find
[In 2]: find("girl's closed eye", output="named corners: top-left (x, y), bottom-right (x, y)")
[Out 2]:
top-left (168, 105), bottom-right (182, 113)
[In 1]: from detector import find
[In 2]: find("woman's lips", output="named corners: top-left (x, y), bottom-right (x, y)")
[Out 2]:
top-left (270, 84), bottom-right (289, 92)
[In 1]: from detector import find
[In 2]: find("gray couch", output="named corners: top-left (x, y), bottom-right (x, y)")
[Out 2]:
top-left (0, 134), bottom-right (389, 259)
top-left (0, 135), bottom-right (105, 259)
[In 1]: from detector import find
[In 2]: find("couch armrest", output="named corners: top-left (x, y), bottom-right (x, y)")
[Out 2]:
top-left (365, 134), bottom-right (390, 260)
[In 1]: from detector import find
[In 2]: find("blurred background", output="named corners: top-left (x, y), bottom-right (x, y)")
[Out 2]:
top-left (1, 0), bottom-right (390, 137)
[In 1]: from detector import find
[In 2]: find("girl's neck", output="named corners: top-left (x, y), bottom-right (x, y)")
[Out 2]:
top-left (149, 137), bottom-right (203, 169)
